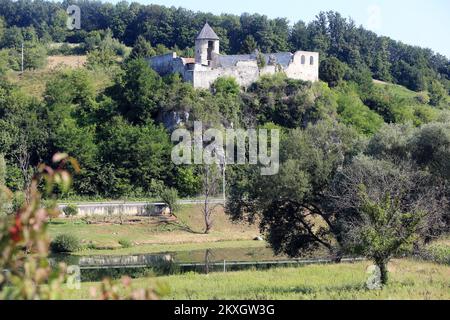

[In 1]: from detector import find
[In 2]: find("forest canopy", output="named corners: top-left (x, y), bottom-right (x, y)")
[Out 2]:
top-left (0, 0), bottom-right (449, 93)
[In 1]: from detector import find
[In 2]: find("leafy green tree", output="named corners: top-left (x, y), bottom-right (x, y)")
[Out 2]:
top-left (372, 37), bottom-right (392, 82)
top-left (49, 9), bottom-right (67, 42)
top-left (130, 35), bottom-right (156, 59)
top-left (289, 21), bottom-right (308, 51)
top-left (319, 57), bottom-right (346, 88)
top-left (329, 156), bottom-right (442, 285)
top-left (367, 123), bottom-right (450, 241)
top-left (212, 77), bottom-right (240, 96)
top-left (241, 35), bottom-right (258, 54)
top-left (22, 42), bottom-right (47, 70)
top-left (0, 87), bottom-right (50, 199)
top-left (160, 187), bottom-right (180, 217)
top-left (211, 77), bottom-right (241, 125)
top-left (99, 116), bottom-right (172, 196)
top-left (0, 16), bottom-right (5, 46)
top-left (392, 60), bottom-right (426, 92)
top-left (1, 27), bottom-right (23, 48)
top-left (336, 85), bottom-right (384, 135)
top-left (428, 80), bottom-right (446, 106)
top-left (226, 121), bottom-right (361, 258)
top-left (172, 166), bottom-right (202, 197)
top-left (410, 122), bottom-right (450, 180)
top-left (84, 31), bottom-right (103, 52)
top-left (117, 58), bottom-right (164, 124)
top-left (345, 64), bottom-right (374, 99)
top-left (86, 48), bottom-right (116, 70)
top-left (0, 153), bottom-right (9, 216)
top-left (351, 189), bottom-right (424, 285)
top-left (244, 75), bottom-right (337, 128)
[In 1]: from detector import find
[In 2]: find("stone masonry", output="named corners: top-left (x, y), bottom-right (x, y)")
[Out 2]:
top-left (147, 23), bottom-right (319, 89)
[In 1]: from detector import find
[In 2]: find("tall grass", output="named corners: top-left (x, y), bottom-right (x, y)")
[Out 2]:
top-left (62, 259), bottom-right (450, 300)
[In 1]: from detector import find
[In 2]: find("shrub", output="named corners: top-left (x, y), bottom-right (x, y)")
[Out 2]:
top-left (118, 239), bottom-right (133, 248)
top-left (160, 187), bottom-right (179, 216)
top-left (418, 244), bottom-right (450, 265)
top-left (50, 234), bottom-right (81, 253)
top-left (428, 80), bottom-right (446, 106)
top-left (63, 204), bottom-right (78, 217)
top-left (415, 92), bottom-right (430, 105)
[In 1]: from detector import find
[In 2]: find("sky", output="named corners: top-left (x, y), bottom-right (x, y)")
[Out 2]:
top-left (105, 0), bottom-right (450, 58)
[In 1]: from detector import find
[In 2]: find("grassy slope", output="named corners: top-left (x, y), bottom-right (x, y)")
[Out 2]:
top-left (374, 82), bottom-right (425, 104)
top-left (6, 57), bottom-right (112, 100)
top-left (62, 259), bottom-right (450, 300)
top-left (374, 81), bottom-right (450, 110)
top-left (48, 204), bottom-right (261, 255)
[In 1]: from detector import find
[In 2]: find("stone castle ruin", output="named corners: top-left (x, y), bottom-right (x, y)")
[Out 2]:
top-left (147, 23), bottom-right (319, 89)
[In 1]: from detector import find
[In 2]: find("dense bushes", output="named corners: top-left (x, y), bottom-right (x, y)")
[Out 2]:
top-left (50, 234), bottom-right (81, 253)
top-left (63, 204), bottom-right (78, 217)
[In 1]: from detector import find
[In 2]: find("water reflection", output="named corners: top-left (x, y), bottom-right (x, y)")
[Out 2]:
top-left (50, 246), bottom-right (333, 281)
top-left (51, 246), bottom-right (291, 267)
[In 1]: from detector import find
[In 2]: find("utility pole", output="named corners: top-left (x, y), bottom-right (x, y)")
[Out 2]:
top-left (222, 162), bottom-right (226, 204)
top-left (21, 42), bottom-right (24, 74)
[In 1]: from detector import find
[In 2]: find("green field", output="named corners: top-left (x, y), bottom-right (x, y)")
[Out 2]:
top-left (48, 204), bottom-right (261, 255)
top-left (62, 259), bottom-right (450, 300)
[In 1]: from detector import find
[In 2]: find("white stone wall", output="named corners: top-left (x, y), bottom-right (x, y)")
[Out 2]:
top-left (192, 60), bottom-right (260, 89)
top-left (285, 51), bottom-right (319, 82)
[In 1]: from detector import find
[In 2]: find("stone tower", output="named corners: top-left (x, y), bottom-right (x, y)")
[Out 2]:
top-left (195, 23), bottom-right (220, 66)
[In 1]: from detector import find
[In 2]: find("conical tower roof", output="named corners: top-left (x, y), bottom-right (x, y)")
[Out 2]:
top-left (196, 23), bottom-right (220, 40)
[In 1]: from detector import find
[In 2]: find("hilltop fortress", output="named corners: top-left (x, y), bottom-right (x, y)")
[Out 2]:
top-left (147, 23), bottom-right (319, 89)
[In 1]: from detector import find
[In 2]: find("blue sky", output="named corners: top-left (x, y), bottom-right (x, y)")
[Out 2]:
top-left (106, 0), bottom-right (450, 58)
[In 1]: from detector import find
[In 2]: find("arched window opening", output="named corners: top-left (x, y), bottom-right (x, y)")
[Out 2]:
top-left (301, 55), bottom-right (305, 64)
top-left (310, 56), bottom-right (314, 65)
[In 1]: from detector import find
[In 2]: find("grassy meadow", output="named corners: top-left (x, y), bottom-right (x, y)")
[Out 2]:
top-left (61, 259), bottom-right (450, 300)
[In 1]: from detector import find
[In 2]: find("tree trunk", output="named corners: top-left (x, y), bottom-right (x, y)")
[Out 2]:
top-left (204, 249), bottom-right (211, 274)
top-left (204, 215), bottom-right (212, 234)
top-left (376, 260), bottom-right (389, 285)
top-left (332, 247), bottom-right (343, 263)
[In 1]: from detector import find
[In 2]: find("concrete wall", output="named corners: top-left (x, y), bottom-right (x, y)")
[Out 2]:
top-left (58, 202), bottom-right (168, 217)
top-left (79, 254), bottom-right (173, 267)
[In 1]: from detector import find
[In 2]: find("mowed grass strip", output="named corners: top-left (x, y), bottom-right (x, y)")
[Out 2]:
top-left (62, 259), bottom-right (450, 300)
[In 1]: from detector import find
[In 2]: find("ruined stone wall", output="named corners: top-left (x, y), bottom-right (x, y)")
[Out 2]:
top-left (147, 52), bottom-right (178, 76)
top-left (147, 50), bottom-right (320, 89)
top-left (285, 51), bottom-right (319, 82)
top-left (192, 60), bottom-right (260, 88)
